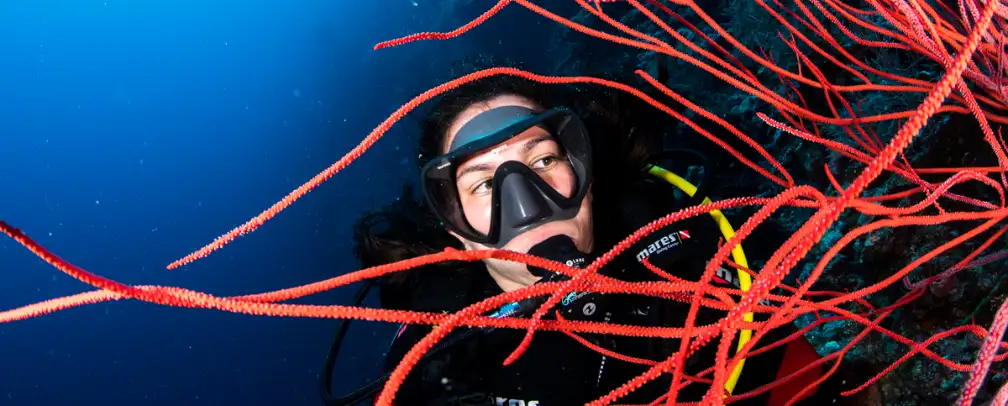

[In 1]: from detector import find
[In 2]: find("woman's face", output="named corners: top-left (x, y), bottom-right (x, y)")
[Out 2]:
top-left (442, 94), bottom-right (595, 258)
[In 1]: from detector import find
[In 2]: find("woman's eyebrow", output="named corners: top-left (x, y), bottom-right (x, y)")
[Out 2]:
top-left (457, 163), bottom-right (493, 179)
top-left (520, 134), bottom-right (553, 154)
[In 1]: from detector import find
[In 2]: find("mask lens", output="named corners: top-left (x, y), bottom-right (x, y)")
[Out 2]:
top-left (422, 156), bottom-right (478, 237)
top-left (541, 112), bottom-right (591, 198)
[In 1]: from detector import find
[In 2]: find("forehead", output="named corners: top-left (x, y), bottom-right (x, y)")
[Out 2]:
top-left (443, 94), bottom-right (542, 154)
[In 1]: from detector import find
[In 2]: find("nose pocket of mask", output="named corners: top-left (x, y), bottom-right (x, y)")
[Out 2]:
top-left (500, 172), bottom-right (550, 229)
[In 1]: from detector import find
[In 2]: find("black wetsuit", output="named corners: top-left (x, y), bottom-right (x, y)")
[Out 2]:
top-left (380, 178), bottom-right (843, 406)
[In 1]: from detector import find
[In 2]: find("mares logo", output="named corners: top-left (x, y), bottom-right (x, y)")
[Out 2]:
top-left (636, 229), bottom-right (690, 262)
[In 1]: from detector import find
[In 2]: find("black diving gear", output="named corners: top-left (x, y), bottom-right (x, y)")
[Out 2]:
top-left (420, 106), bottom-right (593, 248)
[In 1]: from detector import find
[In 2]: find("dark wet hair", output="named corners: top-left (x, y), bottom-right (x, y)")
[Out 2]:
top-left (352, 57), bottom-right (670, 311)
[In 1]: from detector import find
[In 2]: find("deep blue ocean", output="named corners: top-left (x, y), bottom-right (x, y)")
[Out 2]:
top-left (0, 1), bottom-right (570, 405)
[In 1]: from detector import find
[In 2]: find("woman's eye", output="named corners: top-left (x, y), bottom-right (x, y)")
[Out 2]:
top-left (471, 179), bottom-right (492, 195)
top-left (531, 155), bottom-right (559, 169)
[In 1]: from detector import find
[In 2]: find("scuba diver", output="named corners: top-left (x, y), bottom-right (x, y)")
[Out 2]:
top-left (319, 69), bottom-right (864, 405)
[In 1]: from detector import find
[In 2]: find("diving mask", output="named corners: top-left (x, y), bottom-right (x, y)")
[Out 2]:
top-left (420, 105), bottom-right (593, 248)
